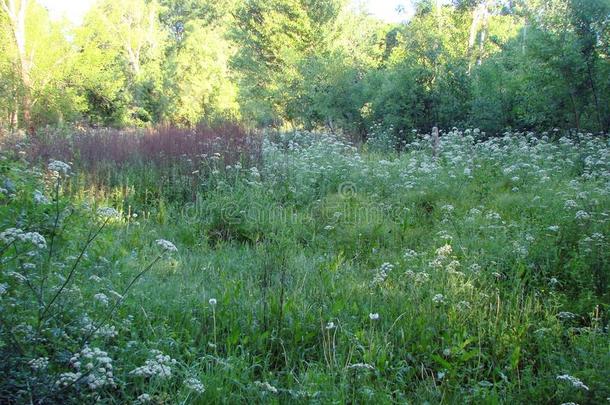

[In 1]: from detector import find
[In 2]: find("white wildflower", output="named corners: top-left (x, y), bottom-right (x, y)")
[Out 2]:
top-left (369, 313), bottom-right (380, 321)
top-left (557, 374), bottom-right (589, 391)
top-left (209, 298), bottom-right (217, 306)
top-left (155, 239), bottom-right (178, 253)
top-left (48, 160), bottom-right (71, 175)
top-left (348, 363), bottom-right (375, 371)
top-left (94, 293), bottom-right (109, 306)
top-left (255, 381), bottom-right (279, 394)
top-left (564, 200), bottom-right (578, 209)
top-left (130, 350), bottom-right (176, 379)
top-left (29, 357), bottom-right (49, 371)
top-left (432, 294), bottom-right (446, 304)
top-left (135, 394), bottom-right (152, 404)
top-left (184, 377), bottom-right (205, 394)
top-left (575, 210), bottom-right (590, 220)
top-left (97, 207), bottom-right (120, 219)
top-left (456, 301), bottom-right (471, 311)
top-left (33, 190), bottom-right (50, 204)
top-left (435, 244), bottom-right (452, 257)
top-left (325, 321), bottom-right (336, 330)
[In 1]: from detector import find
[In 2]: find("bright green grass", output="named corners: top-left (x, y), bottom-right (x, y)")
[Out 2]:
top-left (0, 130), bottom-right (609, 404)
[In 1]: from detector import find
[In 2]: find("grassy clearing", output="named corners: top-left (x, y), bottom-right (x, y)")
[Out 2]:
top-left (0, 129), bottom-right (609, 404)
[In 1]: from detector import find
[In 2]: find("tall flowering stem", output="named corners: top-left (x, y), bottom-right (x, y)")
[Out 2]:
top-left (81, 245), bottom-right (175, 345)
top-left (38, 217), bottom-right (110, 326)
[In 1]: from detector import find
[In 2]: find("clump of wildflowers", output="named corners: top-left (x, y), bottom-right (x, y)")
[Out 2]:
top-left (130, 350), bottom-right (177, 379)
top-left (66, 346), bottom-right (116, 390)
top-left (0, 228), bottom-right (47, 249)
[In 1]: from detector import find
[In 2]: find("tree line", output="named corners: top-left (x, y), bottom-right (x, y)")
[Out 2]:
top-left (1, 0), bottom-right (609, 137)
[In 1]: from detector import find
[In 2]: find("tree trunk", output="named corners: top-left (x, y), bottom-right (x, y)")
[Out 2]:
top-left (1, 0), bottom-right (34, 134)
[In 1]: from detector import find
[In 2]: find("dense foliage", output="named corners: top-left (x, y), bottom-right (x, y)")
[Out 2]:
top-left (0, 129), bottom-right (609, 403)
top-left (1, 0), bottom-right (609, 135)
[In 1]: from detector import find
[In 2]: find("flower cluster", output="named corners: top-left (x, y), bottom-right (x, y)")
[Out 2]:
top-left (255, 381), bottom-right (279, 394)
top-left (130, 350), bottom-right (177, 379)
top-left (28, 357), bottom-right (49, 371)
top-left (432, 294), bottom-right (446, 304)
top-left (155, 239), bottom-right (178, 253)
top-left (184, 377), bottom-right (206, 394)
top-left (556, 374), bottom-right (589, 391)
top-left (372, 262), bottom-right (394, 286)
top-left (48, 160), bottom-right (71, 175)
top-left (0, 228), bottom-right (47, 249)
top-left (97, 207), bottom-right (120, 219)
top-left (59, 347), bottom-right (115, 390)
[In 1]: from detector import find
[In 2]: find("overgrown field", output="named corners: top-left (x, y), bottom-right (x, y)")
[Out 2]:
top-left (1, 129), bottom-right (609, 404)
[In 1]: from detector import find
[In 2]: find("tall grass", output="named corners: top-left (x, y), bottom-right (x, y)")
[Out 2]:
top-left (0, 128), bottom-right (608, 404)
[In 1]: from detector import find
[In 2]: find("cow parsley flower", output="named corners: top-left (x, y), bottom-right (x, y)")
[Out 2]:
top-left (97, 207), bottom-right (120, 219)
top-left (435, 244), bottom-right (453, 257)
top-left (348, 363), bottom-right (375, 371)
top-left (33, 190), bottom-right (50, 204)
top-left (432, 294), bottom-right (446, 304)
top-left (184, 377), bottom-right (205, 394)
top-left (556, 374), bottom-right (589, 391)
top-left (0, 228), bottom-right (47, 249)
top-left (575, 210), bottom-right (590, 220)
top-left (130, 350), bottom-right (177, 379)
top-left (155, 239), bottom-right (178, 253)
top-left (255, 381), bottom-right (279, 394)
top-left (29, 357), bottom-right (49, 371)
top-left (48, 160), bottom-right (71, 175)
top-left (135, 394), bottom-right (152, 404)
top-left (94, 293), bottom-right (109, 306)
top-left (369, 313), bottom-right (380, 320)
top-left (68, 347), bottom-right (115, 390)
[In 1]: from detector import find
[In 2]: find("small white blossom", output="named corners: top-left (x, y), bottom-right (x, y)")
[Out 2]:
top-left (33, 190), bottom-right (50, 204)
top-left (209, 298), bottom-right (217, 306)
top-left (255, 381), bottom-right (279, 394)
top-left (435, 244), bottom-right (453, 257)
top-left (184, 377), bottom-right (205, 394)
top-left (575, 210), bottom-right (590, 220)
top-left (348, 363), bottom-right (375, 371)
top-left (155, 239), bottom-right (178, 253)
top-left (432, 294), bottom-right (446, 304)
top-left (557, 374), bottom-right (589, 391)
top-left (135, 394), bottom-right (152, 404)
top-left (97, 207), bottom-right (120, 219)
top-left (369, 313), bottom-right (380, 320)
top-left (48, 160), bottom-right (71, 175)
top-left (94, 293), bottom-right (109, 306)
top-left (29, 357), bottom-right (49, 371)
top-left (130, 350), bottom-right (177, 379)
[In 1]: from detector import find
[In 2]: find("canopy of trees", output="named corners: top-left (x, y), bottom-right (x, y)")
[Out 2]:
top-left (1, 0), bottom-right (609, 135)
